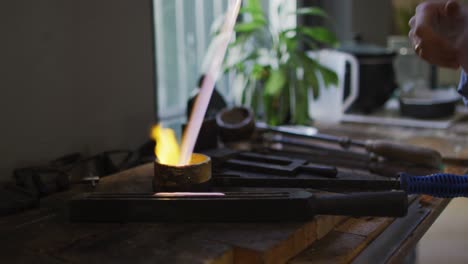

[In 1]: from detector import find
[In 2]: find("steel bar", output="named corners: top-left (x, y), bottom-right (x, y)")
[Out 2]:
top-left (212, 175), bottom-right (400, 191)
top-left (69, 190), bottom-right (408, 222)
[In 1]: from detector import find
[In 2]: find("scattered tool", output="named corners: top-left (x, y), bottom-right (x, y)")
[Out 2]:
top-left (256, 122), bottom-right (443, 169)
top-left (264, 135), bottom-right (439, 177)
top-left (224, 152), bottom-right (338, 178)
top-left (216, 106), bottom-right (255, 142)
top-left (214, 106), bottom-right (442, 169)
top-left (400, 173), bottom-right (468, 198)
top-left (205, 148), bottom-right (402, 192)
top-left (213, 171), bottom-right (468, 199)
top-left (70, 190), bottom-right (408, 222)
top-left (212, 174), bottom-right (400, 191)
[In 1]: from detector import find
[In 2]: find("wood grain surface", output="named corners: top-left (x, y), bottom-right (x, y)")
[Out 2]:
top-left (2, 122), bottom-right (466, 264)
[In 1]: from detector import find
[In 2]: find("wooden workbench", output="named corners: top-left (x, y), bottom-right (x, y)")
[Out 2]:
top-left (1, 122), bottom-right (467, 264)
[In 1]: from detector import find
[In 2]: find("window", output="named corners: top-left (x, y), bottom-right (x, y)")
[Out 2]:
top-left (153, 0), bottom-right (230, 129)
top-left (153, 0), bottom-right (296, 131)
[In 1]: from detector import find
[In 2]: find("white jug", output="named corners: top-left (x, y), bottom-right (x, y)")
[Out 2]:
top-left (307, 49), bottom-right (359, 123)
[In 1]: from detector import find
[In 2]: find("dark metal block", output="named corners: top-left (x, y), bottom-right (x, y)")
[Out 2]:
top-left (69, 191), bottom-right (408, 222)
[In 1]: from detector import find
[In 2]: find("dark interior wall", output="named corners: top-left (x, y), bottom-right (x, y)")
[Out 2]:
top-left (0, 0), bottom-right (156, 181)
top-left (301, 0), bottom-right (393, 46)
top-left (350, 0), bottom-right (393, 45)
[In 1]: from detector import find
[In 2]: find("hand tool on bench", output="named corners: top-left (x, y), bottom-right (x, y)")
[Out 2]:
top-left (212, 173), bottom-right (401, 191)
top-left (69, 190), bottom-right (408, 222)
top-left (204, 148), bottom-right (398, 191)
top-left (223, 152), bottom-right (338, 178)
top-left (256, 122), bottom-right (442, 169)
top-left (213, 171), bottom-right (468, 199)
top-left (400, 173), bottom-right (468, 198)
top-left (263, 135), bottom-right (439, 177)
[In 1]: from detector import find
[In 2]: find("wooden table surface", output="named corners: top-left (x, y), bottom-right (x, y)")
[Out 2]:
top-left (2, 122), bottom-right (467, 264)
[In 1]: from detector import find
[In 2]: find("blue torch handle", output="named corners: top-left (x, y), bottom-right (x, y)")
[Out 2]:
top-left (400, 173), bottom-right (468, 198)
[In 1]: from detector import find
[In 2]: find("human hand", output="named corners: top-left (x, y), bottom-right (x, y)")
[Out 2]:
top-left (408, 0), bottom-right (468, 69)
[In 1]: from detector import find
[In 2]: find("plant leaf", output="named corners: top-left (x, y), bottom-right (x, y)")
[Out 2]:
top-left (263, 95), bottom-right (281, 126)
top-left (293, 7), bottom-right (328, 18)
top-left (241, 78), bottom-right (249, 105)
top-left (235, 21), bottom-right (265, 33)
top-left (244, 0), bottom-right (266, 23)
top-left (298, 53), bottom-right (321, 99)
top-left (315, 63), bottom-right (339, 87)
top-left (296, 26), bottom-right (338, 46)
top-left (299, 52), bottom-right (339, 97)
top-left (264, 69), bottom-right (286, 97)
top-left (245, 0), bottom-right (262, 11)
top-left (302, 37), bottom-right (319, 50)
top-left (305, 69), bottom-right (320, 100)
top-left (239, 8), bottom-right (267, 25)
top-left (279, 32), bottom-right (298, 53)
top-left (240, 7), bottom-right (263, 14)
top-left (252, 64), bottom-right (268, 80)
top-left (293, 79), bottom-right (310, 125)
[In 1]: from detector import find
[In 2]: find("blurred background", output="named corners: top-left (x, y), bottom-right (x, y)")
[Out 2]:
top-left (1, 1), bottom-right (467, 262)
top-left (1, 0), bottom-right (463, 182)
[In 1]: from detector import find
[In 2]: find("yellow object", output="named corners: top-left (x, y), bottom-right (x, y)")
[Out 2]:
top-left (151, 125), bottom-right (181, 166)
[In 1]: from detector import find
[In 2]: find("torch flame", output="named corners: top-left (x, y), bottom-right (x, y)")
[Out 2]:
top-left (151, 124), bottom-right (181, 166)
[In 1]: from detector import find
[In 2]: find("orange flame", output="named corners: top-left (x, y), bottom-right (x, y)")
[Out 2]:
top-left (151, 124), bottom-right (181, 166)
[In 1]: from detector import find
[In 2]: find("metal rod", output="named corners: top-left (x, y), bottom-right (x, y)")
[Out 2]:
top-left (256, 122), bottom-right (366, 148)
top-left (70, 190), bottom-right (408, 222)
top-left (212, 175), bottom-right (401, 191)
top-left (257, 123), bottom-right (443, 170)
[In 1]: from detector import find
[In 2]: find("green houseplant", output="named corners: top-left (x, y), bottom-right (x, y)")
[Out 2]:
top-left (218, 0), bottom-right (339, 125)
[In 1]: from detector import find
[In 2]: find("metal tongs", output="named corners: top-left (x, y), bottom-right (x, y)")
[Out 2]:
top-left (256, 122), bottom-right (443, 169)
